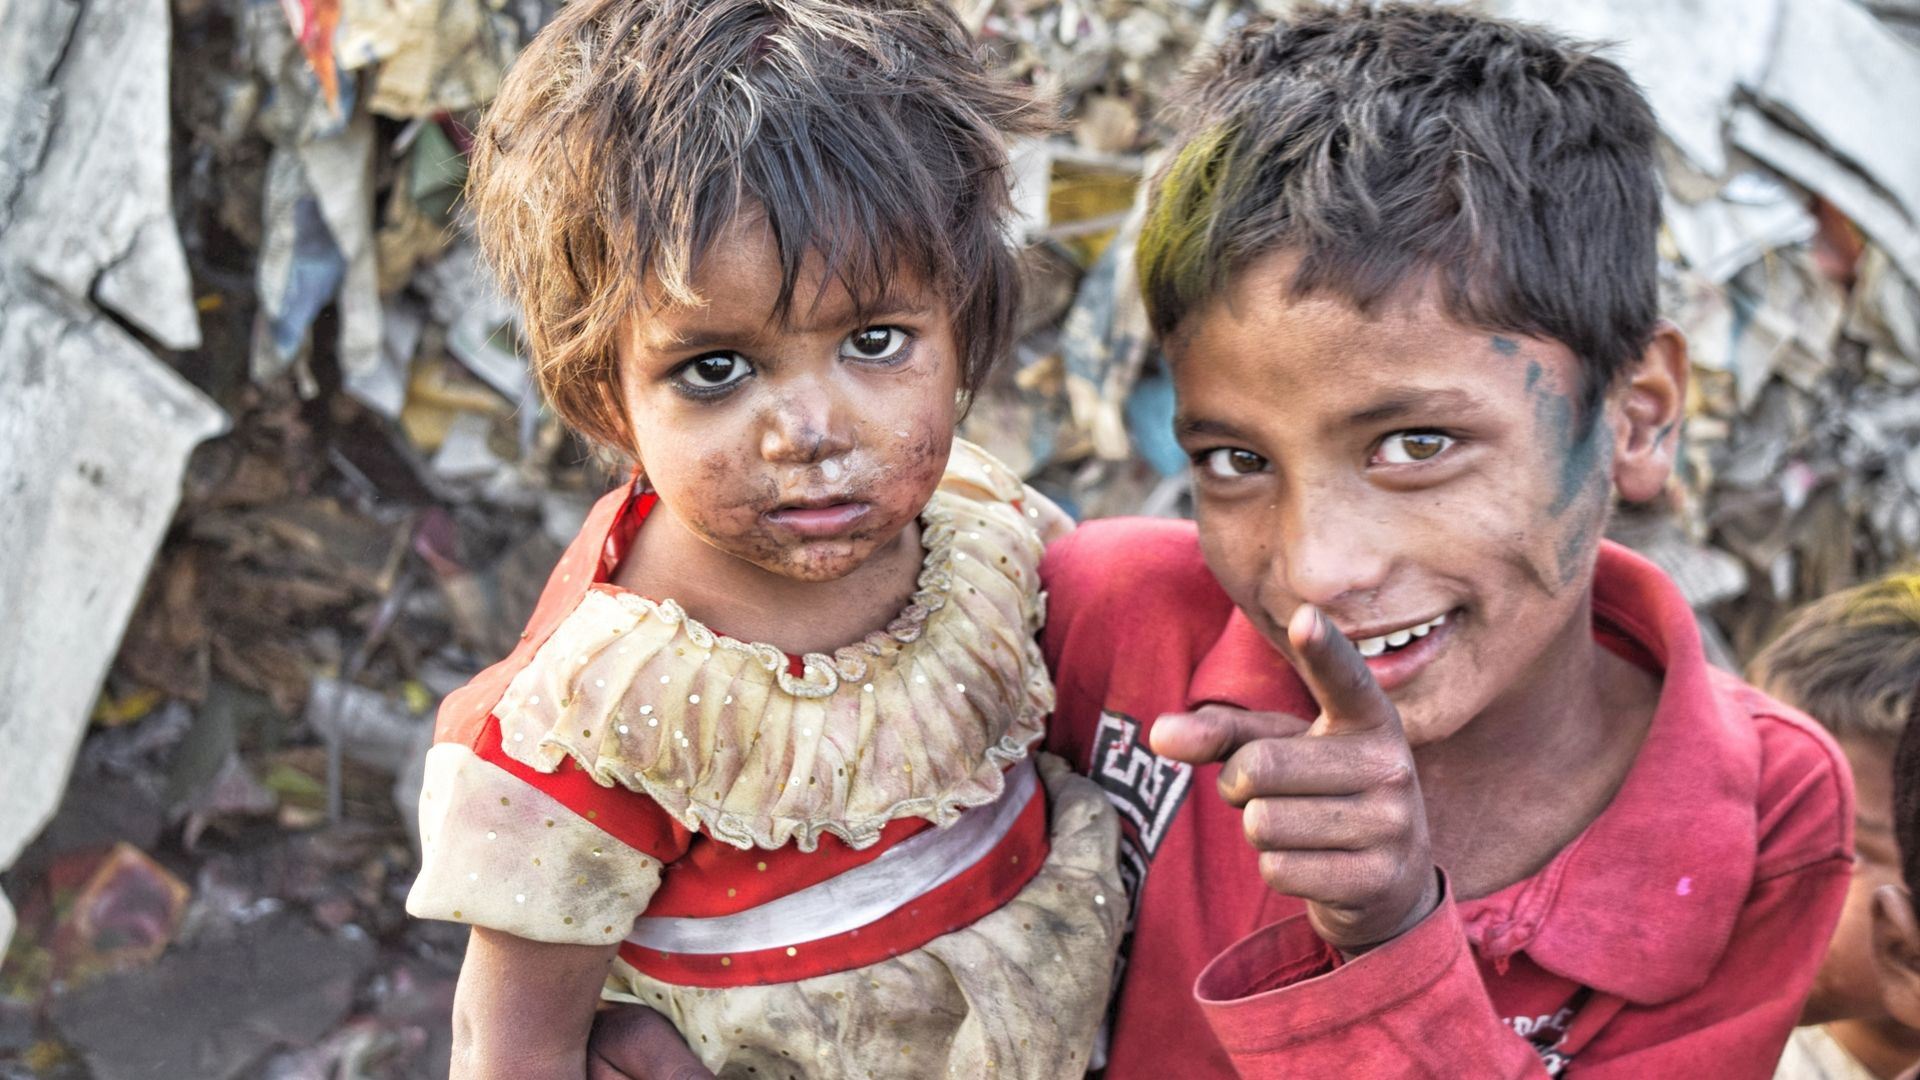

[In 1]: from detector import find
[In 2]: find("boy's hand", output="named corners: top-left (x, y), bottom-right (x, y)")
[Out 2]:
top-left (587, 1006), bottom-right (715, 1080)
top-left (1150, 605), bottom-right (1441, 953)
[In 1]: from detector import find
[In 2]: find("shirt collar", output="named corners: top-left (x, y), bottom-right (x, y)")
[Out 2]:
top-left (1481, 540), bottom-right (1758, 1004)
top-left (1182, 541), bottom-right (1758, 1005)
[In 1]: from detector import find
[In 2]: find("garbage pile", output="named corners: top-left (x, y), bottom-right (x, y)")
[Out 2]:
top-left (0, 0), bottom-right (1915, 1076)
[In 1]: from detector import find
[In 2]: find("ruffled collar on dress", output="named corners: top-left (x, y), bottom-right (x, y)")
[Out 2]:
top-left (490, 441), bottom-right (1055, 852)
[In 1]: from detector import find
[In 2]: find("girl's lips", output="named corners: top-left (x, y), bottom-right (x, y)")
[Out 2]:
top-left (762, 502), bottom-right (870, 538)
top-left (1359, 610), bottom-right (1457, 693)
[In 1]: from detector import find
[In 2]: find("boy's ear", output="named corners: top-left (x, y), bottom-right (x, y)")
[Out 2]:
top-left (1609, 320), bottom-right (1688, 504)
top-left (1872, 883), bottom-right (1920, 1028)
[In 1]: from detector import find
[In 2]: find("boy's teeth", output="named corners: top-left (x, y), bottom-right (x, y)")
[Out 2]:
top-left (1349, 612), bottom-right (1450, 658)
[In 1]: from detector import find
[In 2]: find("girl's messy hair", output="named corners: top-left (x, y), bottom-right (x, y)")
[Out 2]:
top-left (470, 0), bottom-right (1050, 450)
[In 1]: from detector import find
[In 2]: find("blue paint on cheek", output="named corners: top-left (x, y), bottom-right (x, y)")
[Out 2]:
top-left (1532, 376), bottom-right (1607, 518)
top-left (1550, 412), bottom-right (1608, 516)
top-left (1524, 361), bottom-right (1542, 392)
top-left (1491, 336), bottom-right (1521, 356)
top-left (1553, 422), bottom-right (1616, 584)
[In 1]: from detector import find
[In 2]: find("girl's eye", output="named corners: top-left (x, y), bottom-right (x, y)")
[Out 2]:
top-left (677, 353), bottom-right (752, 391)
top-left (841, 326), bottom-right (910, 361)
top-left (1196, 448), bottom-right (1269, 479)
top-left (1376, 431), bottom-right (1453, 465)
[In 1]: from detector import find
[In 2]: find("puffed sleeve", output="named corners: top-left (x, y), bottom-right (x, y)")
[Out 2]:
top-left (407, 715), bottom-right (694, 946)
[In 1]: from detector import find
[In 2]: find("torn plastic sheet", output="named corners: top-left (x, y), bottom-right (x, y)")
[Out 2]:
top-left (334, 0), bottom-right (528, 118)
top-left (252, 108), bottom-right (400, 416)
top-left (1749, 0), bottom-right (1920, 225)
top-left (279, 0), bottom-right (343, 114)
top-left (0, 0), bottom-right (200, 351)
top-left (1663, 172), bottom-right (1817, 287)
top-left (1058, 193), bottom-right (1153, 462)
top-left (422, 241), bottom-right (531, 404)
top-left (0, 288), bottom-right (228, 945)
top-left (1730, 106), bottom-right (1920, 291)
top-left (1489, 0), bottom-right (1777, 177)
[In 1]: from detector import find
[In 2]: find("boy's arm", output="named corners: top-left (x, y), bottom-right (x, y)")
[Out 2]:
top-left (452, 930), bottom-right (618, 1080)
top-left (589, 1006), bottom-right (717, 1080)
top-left (1152, 606), bottom-right (1852, 1076)
top-left (1191, 848), bottom-right (1850, 1078)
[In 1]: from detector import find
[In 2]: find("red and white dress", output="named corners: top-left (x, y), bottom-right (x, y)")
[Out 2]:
top-left (406, 440), bottom-right (1125, 1078)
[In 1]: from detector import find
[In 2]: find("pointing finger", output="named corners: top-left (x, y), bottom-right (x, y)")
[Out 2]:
top-left (1215, 730), bottom-right (1417, 805)
top-left (1287, 604), bottom-right (1401, 737)
top-left (1150, 704), bottom-right (1314, 766)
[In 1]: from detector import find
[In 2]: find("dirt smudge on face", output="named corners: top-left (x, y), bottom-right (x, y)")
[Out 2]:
top-left (1552, 429), bottom-right (1613, 588)
top-left (1529, 369), bottom-right (1607, 519)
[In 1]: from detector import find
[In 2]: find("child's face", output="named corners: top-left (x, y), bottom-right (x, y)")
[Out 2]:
top-left (1805, 734), bottom-right (1905, 1024)
top-left (1875, 885), bottom-right (1920, 1042)
top-left (1168, 251), bottom-right (1678, 745)
top-left (615, 214), bottom-right (961, 584)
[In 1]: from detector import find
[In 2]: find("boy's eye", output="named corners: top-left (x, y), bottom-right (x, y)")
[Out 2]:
top-left (841, 326), bottom-right (910, 361)
top-left (1196, 448), bottom-right (1269, 479)
top-left (1375, 431), bottom-right (1453, 465)
top-left (677, 353), bottom-right (752, 390)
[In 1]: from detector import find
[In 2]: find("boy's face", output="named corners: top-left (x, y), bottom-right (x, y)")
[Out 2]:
top-left (1805, 734), bottom-right (1905, 1025)
top-left (1168, 251), bottom-right (1677, 745)
top-left (616, 214), bottom-right (961, 584)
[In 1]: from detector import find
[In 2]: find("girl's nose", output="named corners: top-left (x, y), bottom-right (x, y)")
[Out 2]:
top-left (760, 387), bottom-right (853, 465)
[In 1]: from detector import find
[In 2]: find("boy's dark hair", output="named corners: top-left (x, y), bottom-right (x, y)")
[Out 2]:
top-left (1750, 571), bottom-right (1920, 744)
top-left (470, 0), bottom-right (1048, 451)
top-left (1139, 3), bottom-right (1660, 417)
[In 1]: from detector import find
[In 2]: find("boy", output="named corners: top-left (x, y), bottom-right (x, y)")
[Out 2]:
top-left (1868, 670), bottom-right (1920, 1080)
top-left (1759, 573), bottom-right (1920, 1079)
top-left (1039, 5), bottom-right (1853, 1076)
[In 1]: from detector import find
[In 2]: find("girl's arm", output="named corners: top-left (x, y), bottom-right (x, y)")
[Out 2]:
top-left (451, 928), bottom-right (619, 1079)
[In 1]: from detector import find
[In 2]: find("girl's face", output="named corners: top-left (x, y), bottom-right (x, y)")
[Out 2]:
top-left (616, 214), bottom-right (961, 584)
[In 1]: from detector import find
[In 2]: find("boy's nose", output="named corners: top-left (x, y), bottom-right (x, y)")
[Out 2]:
top-left (760, 389), bottom-right (853, 465)
top-left (1274, 502), bottom-right (1392, 611)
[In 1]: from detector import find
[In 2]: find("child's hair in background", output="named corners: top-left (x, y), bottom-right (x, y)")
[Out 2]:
top-left (1137, 2), bottom-right (1659, 424)
top-left (1751, 571), bottom-right (1920, 746)
top-left (466, 0), bottom-right (1052, 452)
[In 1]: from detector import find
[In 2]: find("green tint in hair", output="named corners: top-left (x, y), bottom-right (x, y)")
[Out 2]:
top-left (1138, 122), bottom-right (1240, 337)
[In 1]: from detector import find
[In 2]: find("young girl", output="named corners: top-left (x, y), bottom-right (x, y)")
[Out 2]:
top-left (403, 2), bottom-right (1126, 1077)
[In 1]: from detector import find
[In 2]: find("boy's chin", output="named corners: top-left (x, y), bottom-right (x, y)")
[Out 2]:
top-left (1391, 684), bottom-right (1482, 748)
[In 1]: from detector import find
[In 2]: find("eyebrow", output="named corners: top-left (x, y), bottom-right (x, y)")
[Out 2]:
top-left (1343, 387), bottom-right (1487, 427)
top-left (1173, 415), bottom-right (1251, 442)
top-left (634, 291), bottom-right (931, 356)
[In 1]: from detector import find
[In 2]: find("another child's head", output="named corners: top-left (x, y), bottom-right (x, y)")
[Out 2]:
top-left (1140, 3), bottom-right (1687, 741)
top-left (1752, 572), bottom-right (1920, 1025)
top-left (1871, 631), bottom-right (1920, 1049)
top-left (470, 0), bottom-right (1044, 581)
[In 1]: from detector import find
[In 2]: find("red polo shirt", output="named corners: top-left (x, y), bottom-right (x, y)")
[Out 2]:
top-left (1041, 519), bottom-right (1853, 1078)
